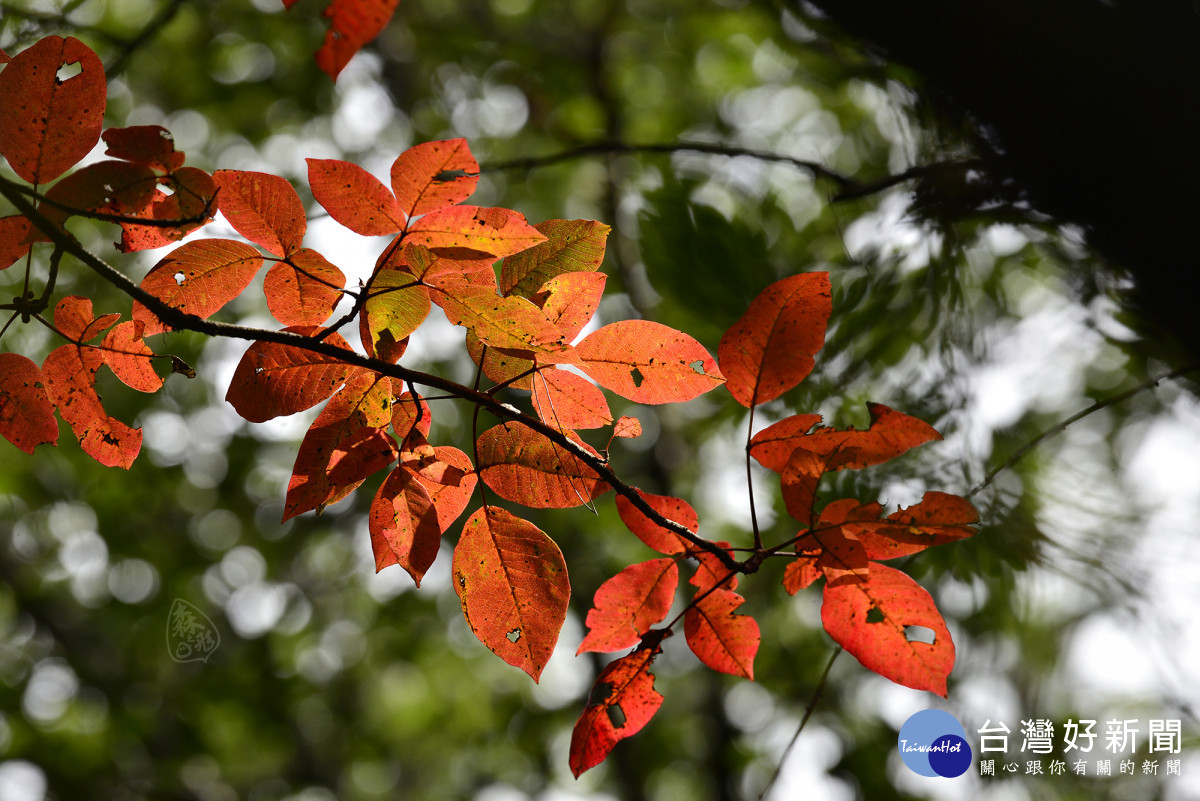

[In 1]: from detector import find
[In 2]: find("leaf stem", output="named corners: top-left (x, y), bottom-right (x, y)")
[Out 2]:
top-left (758, 646), bottom-right (842, 801)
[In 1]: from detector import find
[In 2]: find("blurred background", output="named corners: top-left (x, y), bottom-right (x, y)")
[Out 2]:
top-left (1, 1), bottom-right (1198, 799)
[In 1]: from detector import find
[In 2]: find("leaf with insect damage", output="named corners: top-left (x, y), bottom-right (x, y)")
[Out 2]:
top-left (569, 645), bottom-right (664, 777)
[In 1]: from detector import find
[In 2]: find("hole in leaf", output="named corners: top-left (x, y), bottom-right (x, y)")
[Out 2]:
top-left (433, 169), bottom-right (470, 182)
top-left (506, 628), bottom-right (521, 643)
top-left (630, 367), bottom-right (645, 388)
top-left (56, 61), bottom-right (82, 82)
top-left (157, 183), bottom-right (175, 196)
top-left (173, 272), bottom-right (186, 285)
top-left (865, 607), bottom-right (885, 624)
top-left (606, 703), bottom-right (627, 729)
top-left (904, 625), bottom-right (936, 644)
top-left (587, 681), bottom-right (614, 707)
top-left (689, 359), bottom-right (705, 374)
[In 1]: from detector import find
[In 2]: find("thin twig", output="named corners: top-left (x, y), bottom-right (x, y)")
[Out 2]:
top-left (967, 363), bottom-right (1200, 498)
top-left (759, 646), bottom-right (842, 801)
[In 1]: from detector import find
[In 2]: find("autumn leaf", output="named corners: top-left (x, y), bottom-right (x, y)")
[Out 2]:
top-left (307, 158), bottom-right (404, 235)
top-left (405, 445), bottom-right (477, 534)
top-left (390, 138), bottom-right (479, 218)
top-left (475, 422), bottom-right (609, 508)
top-left (531, 369), bottom-right (612, 430)
top-left (405, 205), bottom-right (547, 259)
top-left (213, 169), bottom-right (307, 257)
top-left (41, 161), bottom-right (157, 227)
top-left (115, 167), bottom-right (217, 253)
top-left (790, 498), bottom-right (870, 586)
top-left (750, 404), bottom-right (941, 474)
top-left (576, 320), bottom-right (724, 404)
top-left (684, 589), bottom-right (760, 679)
top-left (821, 562), bottom-right (955, 697)
top-left (370, 465), bottom-right (442, 585)
top-left (102, 125), bottom-right (186, 173)
top-left (614, 490), bottom-right (697, 555)
top-left (688, 540), bottom-right (739, 594)
top-left (53, 296), bottom-right (117, 343)
top-left (577, 558), bottom-right (678, 655)
top-left (433, 287), bottom-right (571, 355)
top-left (0, 354), bottom-right (59, 454)
top-left (0, 36), bottom-right (106, 184)
top-left (391, 391), bottom-right (432, 439)
top-left (612, 416), bottom-right (642, 439)
top-left (779, 446), bottom-right (825, 528)
top-left (133, 239), bottom-right (263, 336)
top-left (0, 216), bottom-right (36, 270)
top-left (569, 646), bottom-right (665, 777)
top-left (500, 219), bottom-right (610, 298)
top-left (311, 0), bottom-right (402, 81)
top-left (101, 320), bottom-right (163, 392)
top-left (452, 506), bottom-right (570, 681)
top-left (718, 272), bottom-right (832, 407)
top-left (225, 329), bottom-right (359, 422)
top-left (533, 271), bottom-right (607, 341)
top-left (847, 492), bottom-right (979, 561)
top-left (264, 248), bottom-right (346, 327)
top-left (42, 343), bottom-right (141, 469)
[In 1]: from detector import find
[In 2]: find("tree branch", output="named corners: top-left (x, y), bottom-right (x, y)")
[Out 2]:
top-left (758, 646), bottom-right (842, 801)
top-left (0, 173), bottom-right (742, 573)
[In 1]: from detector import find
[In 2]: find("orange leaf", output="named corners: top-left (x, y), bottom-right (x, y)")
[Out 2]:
top-left (283, 373), bottom-right (396, 520)
top-left (102, 320), bottom-right (162, 392)
top-left (531, 369), bottom-right (612, 430)
top-left (407, 445), bottom-right (477, 534)
top-left (533, 271), bottom-right (606, 341)
top-left (850, 492), bottom-right (978, 560)
top-left (780, 447), bottom-right (825, 528)
top-left (465, 333), bottom-right (536, 390)
top-left (133, 239), bottom-right (263, 336)
top-left (361, 266), bottom-right (430, 355)
top-left (821, 563), bottom-right (955, 696)
top-left (782, 559), bottom-right (822, 595)
top-left (390, 138), bottom-right (479, 218)
top-left (0, 353), bottom-right (59, 454)
top-left (405, 205), bottom-right (547, 259)
top-left (689, 540), bottom-right (739, 594)
top-left (0, 36), bottom-right (105, 183)
top-left (311, 0), bottom-right (402, 81)
top-left (213, 169), bottom-right (307, 256)
top-left (435, 287), bottom-right (567, 355)
top-left (225, 329), bottom-right (359, 423)
top-left (390, 391), bottom-right (432, 438)
top-left (718, 272), bottom-right (831, 407)
top-left (102, 125), bottom-right (186, 173)
top-left (576, 320), bottom-right (724, 404)
top-left (684, 589), bottom-right (760, 679)
top-left (452, 506), bottom-right (570, 681)
top-left (614, 490), bottom-right (697, 555)
top-left (751, 404), bottom-right (941, 474)
top-left (42, 344), bottom-right (140, 468)
top-left (52, 296), bottom-right (115, 342)
top-left (612, 415), bottom-right (642, 439)
top-left (114, 167), bottom-right (216, 253)
top-left (307, 158), bottom-right (404, 235)
top-left (569, 646), bottom-right (664, 777)
top-left (370, 465), bottom-right (442, 585)
top-left (475, 422), bottom-right (609, 509)
top-left (800, 499), bottom-right (870, 585)
top-left (500, 219), bottom-right (610, 298)
top-left (577, 559), bottom-right (678, 655)
top-left (41, 161), bottom-right (157, 227)
top-left (264, 248), bottom-right (346, 327)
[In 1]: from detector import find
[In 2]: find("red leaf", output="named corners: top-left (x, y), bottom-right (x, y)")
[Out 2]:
top-left (718, 272), bottom-right (831, 407)
top-left (391, 391), bottom-right (432, 438)
top-left (782, 559), bottom-right (822, 595)
top-left (407, 445), bottom-right (477, 533)
top-left (612, 415), bottom-right (642, 439)
top-left (42, 344), bottom-right (140, 468)
top-left (684, 589), bottom-right (760, 679)
top-left (133, 239), bottom-right (263, 336)
top-left (533, 271), bottom-right (606, 341)
top-left (821, 563), bottom-right (955, 696)
top-left (531, 369), bottom-right (612, 430)
top-left (689, 540), bottom-right (739, 594)
top-left (390, 138), bottom-right (479, 218)
top-left (614, 490), bottom-right (697, 555)
top-left (225, 329), bottom-right (359, 422)
top-left (465, 333), bottom-right (536, 390)
top-left (405, 205), bottom-right (548, 259)
top-left (0, 353), bottom-right (59, 454)
top-left (780, 447), bottom-right (825, 528)
top-left (370, 465), bottom-right (442, 584)
top-left (851, 492), bottom-right (979, 560)
top-left (569, 647), bottom-right (664, 777)
top-left (102, 125), bottom-right (185, 173)
top-left (797, 499), bottom-right (870, 585)
top-left (102, 320), bottom-right (162, 392)
top-left (0, 216), bottom-right (35, 270)
top-left (213, 169), bottom-right (307, 256)
top-left (577, 559), bottom-right (678, 655)
top-left (751, 404), bottom-right (941, 474)
top-left (312, 0), bottom-right (402, 81)
top-left (264, 248), bottom-right (346, 327)
top-left (745, 413), bottom-right (823, 473)
top-left (52, 296), bottom-right (114, 342)
top-left (500, 219), bottom-right (611, 298)
top-left (576, 320), bottom-right (724, 404)
top-left (475, 422), bottom-right (609, 509)
top-left (307, 158), bottom-right (404, 235)
top-left (435, 287), bottom-right (568, 355)
top-left (452, 506), bottom-right (570, 681)
top-left (0, 36), bottom-right (105, 183)
top-left (283, 373), bottom-right (396, 520)
top-left (40, 161), bottom-right (157, 227)
top-left (114, 167), bottom-right (217, 253)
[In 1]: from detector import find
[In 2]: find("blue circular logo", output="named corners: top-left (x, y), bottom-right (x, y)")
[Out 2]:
top-left (898, 710), bottom-right (972, 777)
